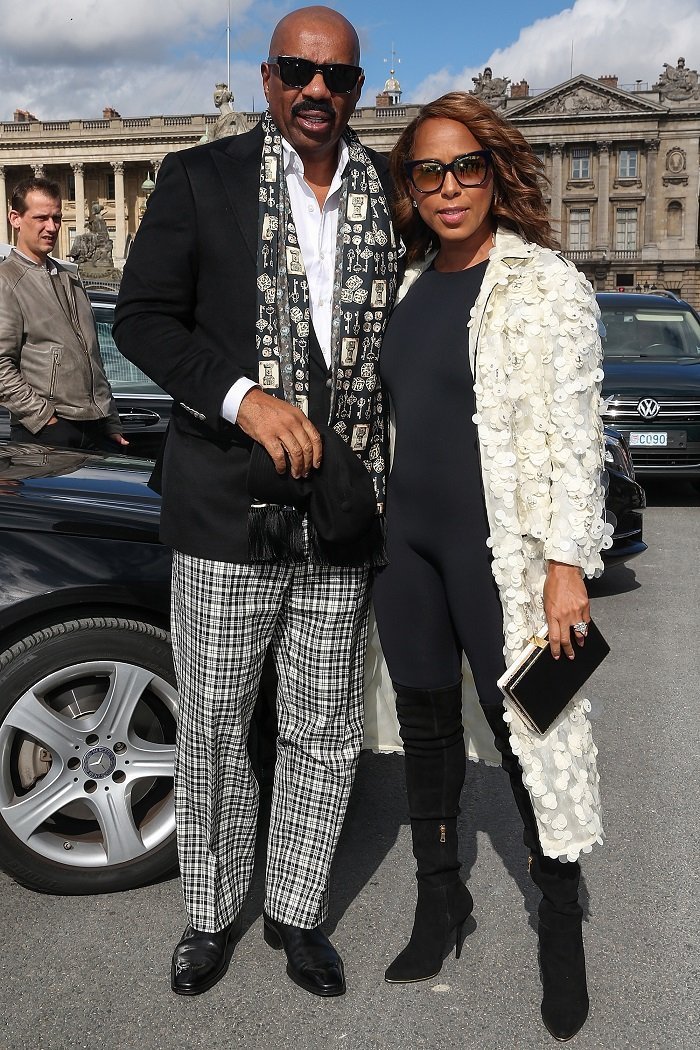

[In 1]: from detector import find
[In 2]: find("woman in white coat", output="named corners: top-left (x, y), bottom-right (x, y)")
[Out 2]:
top-left (372, 92), bottom-right (609, 1041)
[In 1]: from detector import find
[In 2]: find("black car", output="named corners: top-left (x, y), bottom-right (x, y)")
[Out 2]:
top-left (598, 291), bottom-right (700, 482)
top-left (0, 436), bottom-right (643, 895)
top-left (88, 289), bottom-right (171, 457)
top-left (0, 444), bottom-right (175, 895)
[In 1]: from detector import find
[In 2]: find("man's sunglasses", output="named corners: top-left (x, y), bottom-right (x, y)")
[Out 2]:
top-left (267, 55), bottom-right (363, 94)
top-left (404, 150), bottom-right (493, 193)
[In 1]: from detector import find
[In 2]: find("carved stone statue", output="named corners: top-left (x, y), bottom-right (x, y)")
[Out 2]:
top-left (68, 232), bottom-right (97, 267)
top-left (471, 66), bottom-right (510, 110)
top-left (89, 202), bottom-right (114, 264)
top-left (540, 88), bottom-right (618, 115)
top-left (654, 57), bottom-right (700, 101)
top-left (68, 201), bottom-right (120, 278)
top-left (204, 83), bottom-right (249, 142)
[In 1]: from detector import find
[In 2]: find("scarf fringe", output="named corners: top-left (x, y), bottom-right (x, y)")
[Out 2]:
top-left (248, 507), bottom-right (387, 567)
top-left (248, 505), bottom-right (305, 563)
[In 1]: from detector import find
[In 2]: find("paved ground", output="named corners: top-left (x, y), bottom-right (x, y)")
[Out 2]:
top-left (0, 479), bottom-right (697, 1050)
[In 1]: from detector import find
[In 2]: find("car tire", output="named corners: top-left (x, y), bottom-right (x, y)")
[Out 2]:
top-left (0, 617), bottom-right (179, 895)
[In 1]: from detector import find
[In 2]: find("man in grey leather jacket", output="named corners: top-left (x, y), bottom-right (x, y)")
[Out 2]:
top-left (0, 177), bottom-right (126, 450)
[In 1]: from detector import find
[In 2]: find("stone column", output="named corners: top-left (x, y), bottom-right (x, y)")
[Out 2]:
top-left (595, 141), bottom-right (612, 252)
top-left (549, 143), bottom-right (563, 234)
top-left (643, 139), bottom-right (660, 249)
top-left (111, 160), bottom-right (127, 263)
top-left (152, 159), bottom-right (162, 181)
top-left (71, 162), bottom-right (86, 234)
top-left (0, 166), bottom-right (8, 243)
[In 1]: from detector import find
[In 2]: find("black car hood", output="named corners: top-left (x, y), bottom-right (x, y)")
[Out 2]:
top-left (0, 443), bottom-right (161, 541)
top-left (602, 357), bottom-right (700, 398)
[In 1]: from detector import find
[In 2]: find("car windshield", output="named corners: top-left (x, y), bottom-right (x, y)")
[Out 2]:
top-left (600, 306), bottom-right (700, 360)
top-left (92, 305), bottom-right (167, 395)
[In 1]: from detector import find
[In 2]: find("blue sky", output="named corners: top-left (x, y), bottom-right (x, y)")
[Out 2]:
top-left (0, 0), bottom-right (698, 119)
top-left (218, 0), bottom-right (575, 108)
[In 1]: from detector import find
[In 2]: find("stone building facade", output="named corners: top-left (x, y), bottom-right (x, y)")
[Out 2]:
top-left (1, 57), bottom-right (698, 305)
top-left (501, 60), bottom-right (700, 305)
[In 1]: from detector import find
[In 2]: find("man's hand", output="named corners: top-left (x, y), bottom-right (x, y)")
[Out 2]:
top-left (543, 561), bottom-right (590, 661)
top-left (236, 388), bottom-right (322, 477)
top-left (109, 433), bottom-right (129, 446)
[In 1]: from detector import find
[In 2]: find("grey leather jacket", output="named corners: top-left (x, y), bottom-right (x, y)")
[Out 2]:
top-left (0, 250), bottom-right (120, 434)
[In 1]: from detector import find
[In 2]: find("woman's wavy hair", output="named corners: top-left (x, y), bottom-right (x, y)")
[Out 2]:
top-left (390, 92), bottom-right (559, 263)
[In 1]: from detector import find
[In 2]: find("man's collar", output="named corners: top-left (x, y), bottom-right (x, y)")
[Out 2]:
top-left (12, 247), bottom-right (58, 274)
top-left (281, 135), bottom-right (350, 180)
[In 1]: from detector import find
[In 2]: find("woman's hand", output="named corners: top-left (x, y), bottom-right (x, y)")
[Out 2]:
top-left (543, 561), bottom-right (590, 661)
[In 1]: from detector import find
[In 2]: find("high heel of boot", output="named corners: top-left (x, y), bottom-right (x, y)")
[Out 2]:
top-left (384, 881), bottom-right (474, 984)
top-left (454, 913), bottom-right (473, 960)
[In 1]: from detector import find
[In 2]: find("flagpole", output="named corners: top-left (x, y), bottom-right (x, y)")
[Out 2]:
top-left (227, 2), bottom-right (231, 89)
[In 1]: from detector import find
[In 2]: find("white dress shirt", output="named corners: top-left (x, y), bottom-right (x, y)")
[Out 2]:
top-left (220, 136), bottom-right (349, 424)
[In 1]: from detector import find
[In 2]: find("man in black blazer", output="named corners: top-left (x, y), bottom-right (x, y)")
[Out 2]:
top-left (115, 5), bottom-right (399, 999)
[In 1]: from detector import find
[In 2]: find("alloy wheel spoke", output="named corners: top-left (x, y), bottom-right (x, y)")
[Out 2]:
top-left (4, 689), bottom-right (81, 754)
top-left (3, 773), bottom-right (83, 842)
top-left (89, 786), bottom-right (147, 863)
top-left (127, 738), bottom-right (175, 781)
top-left (92, 663), bottom-right (157, 738)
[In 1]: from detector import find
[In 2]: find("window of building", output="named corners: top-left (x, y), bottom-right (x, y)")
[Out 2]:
top-left (615, 207), bottom-right (638, 250)
top-left (667, 200), bottom-right (683, 237)
top-left (67, 171), bottom-right (76, 200)
top-left (571, 146), bottom-right (590, 180)
top-left (618, 149), bottom-right (638, 178)
top-left (569, 207), bottom-right (591, 249)
top-left (106, 172), bottom-right (115, 199)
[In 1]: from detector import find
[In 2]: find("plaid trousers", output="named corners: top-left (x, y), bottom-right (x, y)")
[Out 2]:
top-left (171, 550), bottom-right (371, 932)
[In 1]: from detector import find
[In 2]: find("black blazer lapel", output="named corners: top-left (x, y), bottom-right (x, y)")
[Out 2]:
top-left (210, 123), bottom-right (264, 264)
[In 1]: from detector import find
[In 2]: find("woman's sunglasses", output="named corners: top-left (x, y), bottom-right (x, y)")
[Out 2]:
top-left (268, 56), bottom-right (363, 94)
top-left (404, 150), bottom-right (493, 194)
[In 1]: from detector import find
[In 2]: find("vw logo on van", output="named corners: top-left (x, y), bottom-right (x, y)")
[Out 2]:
top-left (637, 398), bottom-right (661, 420)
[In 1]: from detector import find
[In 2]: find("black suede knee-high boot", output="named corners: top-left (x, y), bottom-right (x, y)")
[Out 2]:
top-left (481, 704), bottom-right (589, 1041)
top-left (385, 682), bottom-right (474, 984)
top-left (531, 853), bottom-right (589, 1041)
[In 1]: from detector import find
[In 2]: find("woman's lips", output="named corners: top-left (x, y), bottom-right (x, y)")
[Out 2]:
top-left (437, 208), bottom-right (467, 227)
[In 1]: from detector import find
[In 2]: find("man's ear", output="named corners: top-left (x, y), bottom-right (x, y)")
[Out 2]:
top-left (261, 62), bottom-right (271, 103)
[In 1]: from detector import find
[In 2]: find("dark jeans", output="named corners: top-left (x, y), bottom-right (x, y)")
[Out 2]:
top-left (11, 417), bottom-right (115, 452)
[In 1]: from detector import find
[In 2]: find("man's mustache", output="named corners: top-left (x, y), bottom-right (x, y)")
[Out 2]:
top-left (291, 100), bottom-right (335, 118)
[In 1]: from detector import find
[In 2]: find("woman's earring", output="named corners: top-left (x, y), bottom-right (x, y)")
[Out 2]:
top-left (412, 199), bottom-right (418, 209)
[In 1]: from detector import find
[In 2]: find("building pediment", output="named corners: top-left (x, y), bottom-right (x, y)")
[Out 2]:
top-left (509, 75), bottom-right (667, 118)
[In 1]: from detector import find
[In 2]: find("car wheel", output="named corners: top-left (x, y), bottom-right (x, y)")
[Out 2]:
top-left (0, 617), bottom-right (178, 894)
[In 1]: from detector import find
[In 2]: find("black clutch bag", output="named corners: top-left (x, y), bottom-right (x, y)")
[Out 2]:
top-left (497, 621), bottom-right (610, 735)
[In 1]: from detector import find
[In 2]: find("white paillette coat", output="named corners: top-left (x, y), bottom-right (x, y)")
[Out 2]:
top-left (363, 226), bottom-right (613, 862)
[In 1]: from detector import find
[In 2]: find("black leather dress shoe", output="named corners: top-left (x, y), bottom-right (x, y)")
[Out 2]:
top-left (170, 917), bottom-right (242, 996)
top-left (263, 913), bottom-right (346, 997)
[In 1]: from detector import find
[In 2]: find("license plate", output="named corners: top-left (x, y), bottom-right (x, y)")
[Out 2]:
top-left (626, 430), bottom-right (687, 449)
top-left (630, 432), bottom-right (667, 447)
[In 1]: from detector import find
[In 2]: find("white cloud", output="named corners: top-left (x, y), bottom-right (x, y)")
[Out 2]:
top-left (2, 0), bottom-right (699, 119)
top-left (2, 1), bottom-right (251, 61)
top-left (0, 0), bottom-right (262, 119)
top-left (413, 0), bottom-right (700, 101)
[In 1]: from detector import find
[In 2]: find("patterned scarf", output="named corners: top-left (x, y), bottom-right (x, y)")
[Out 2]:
top-left (252, 111), bottom-right (398, 562)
